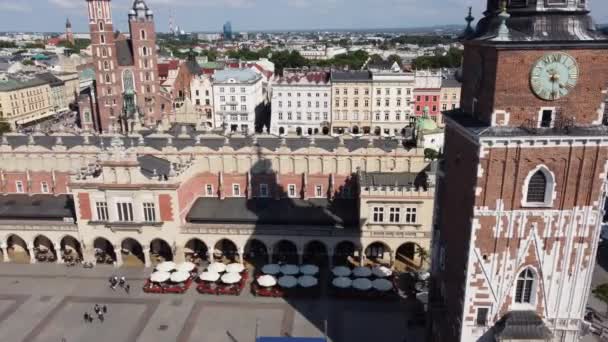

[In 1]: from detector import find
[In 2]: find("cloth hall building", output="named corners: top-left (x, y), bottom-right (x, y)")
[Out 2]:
top-left (0, 127), bottom-right (434, 274)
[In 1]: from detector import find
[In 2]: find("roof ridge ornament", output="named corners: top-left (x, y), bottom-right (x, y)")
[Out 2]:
top-left (494, 0), bottom-right (511, 41)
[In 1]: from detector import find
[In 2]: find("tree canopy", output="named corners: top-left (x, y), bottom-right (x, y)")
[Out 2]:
top-left (411, 48), bottom-right (463, 69)
top-left (57, 39), bottom-right (91, 53)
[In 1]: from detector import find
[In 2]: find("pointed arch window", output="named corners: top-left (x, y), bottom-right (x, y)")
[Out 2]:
top-left (515, 268), bottom-right (535, 304)
top-left (526, 171), bottom-right (546, 203)
top-left (522, 165), bottom-right (555, 207)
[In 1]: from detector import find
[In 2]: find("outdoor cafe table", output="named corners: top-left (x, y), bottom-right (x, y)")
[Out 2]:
top-left (262, 264), bottom-right (281, 275)
top-left (332, 266), bottom-right (351, 277)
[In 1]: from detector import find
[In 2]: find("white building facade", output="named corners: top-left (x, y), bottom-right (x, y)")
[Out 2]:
top-left (370, 71), bottom-right (415, 136)
top-left (212, 69), bottom-right (264, 134)
top-left (270, 71), bottom-right (331, 136)
top-left (190, 74), bottom-right (214, 129)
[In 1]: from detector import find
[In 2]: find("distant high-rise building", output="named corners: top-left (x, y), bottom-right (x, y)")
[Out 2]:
top-left (223, 21), bottom-right (232, 41)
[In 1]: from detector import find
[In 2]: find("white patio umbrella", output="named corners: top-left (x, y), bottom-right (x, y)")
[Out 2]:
top-left (352, 278), bottom-right (373, 291)
top-left (332, 277), bottom-right (352, 288)
top-left (278, 275), bottom-right (298, 288)
top-left (207, 262), bottom-right (227, 273)
top-left (353, 266), bottom-right (372, 277)
top-left (257, 274), bottom-right (277, 287)
top-left (221, 272), bottom-right (242, 284)
top-left (332, 266), bottom-right (351, 277)
top-left (261, 264), bottom-right (281, 275)
top-left (298, 275), bottom-right (318, 288)
top-left (280, 264), bottom-right (300, 275)
top-left (300, 264), bottom-right (319, 275)
top-left (372, 278), bottom-right (393, 292)
top-left (176, 261), bottom-right (196, 273)
top-left (156, 261), bottom-right (177, 272)
top-left (150, 271), bottom-right (171, 283)
top-left (372, 265), bottom-right (392, 278)
top-left (199, 271), bottom-right (220, 282)
top-left (226, 263), bottom-right (245, 274)
top-left (170, 270), bottom-right (190, 283)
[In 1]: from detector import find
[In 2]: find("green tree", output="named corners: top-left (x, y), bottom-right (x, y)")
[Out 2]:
top-left (424, 148), bottom-right (439, 161)
top-left (593, 283), bottom-right (608, 314)
top-left (0, 41), bottom-right (17, 48)
top-left (270, 50), bottom-right (308, 75)
top-left (387, 54), bottom-right (403, 67)
top-left (368, 54), bottom-right (384, 65)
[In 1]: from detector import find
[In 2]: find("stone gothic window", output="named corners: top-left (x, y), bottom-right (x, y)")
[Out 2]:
top-left (122, 70), bottom-right (135, 93)
top-left (526, 171), bottom-right (547, 203)
top-left (515, 268), bottom-right (535, 304)
top-left (522, 165), bottom-right (555, 207)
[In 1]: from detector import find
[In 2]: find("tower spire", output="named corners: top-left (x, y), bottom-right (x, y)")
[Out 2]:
top-left (459, 6), bottom-right (475, 40)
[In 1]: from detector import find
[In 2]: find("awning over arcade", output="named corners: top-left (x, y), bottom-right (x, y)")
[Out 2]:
top-left (0, 194), bottom-right (75, 221)
top-left (186, 197), bottom-right (358, 228)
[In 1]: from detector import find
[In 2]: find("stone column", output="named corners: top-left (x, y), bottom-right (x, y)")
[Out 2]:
top-left (297, 253), bottom-right (303, 265)
top-left (267, 248), bottom-right (273, 264)
top-left (113, 247), bottom-right (123, 267)
top-left (0, 244), bottom-right (7, 263)
top-left (142, 245), bottom-right (151, 268)
top-left (238, 250), bottom-right (244, 264)
top-left (174, 246), bottom-right (186, 263)
top-left (360, 249), bottom-right (366, 266)
top-left (53, 240), bottom-right (63, 264)
top-left (28, 248), bottom-right (36, 264)
top-left (327, 249), bottom-right (334, 268)
top-left (83, 246), bottom-right (96, 264)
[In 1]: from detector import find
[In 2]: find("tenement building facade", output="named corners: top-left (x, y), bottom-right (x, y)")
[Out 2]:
top-left (429, 1), bottom-right (608, 341)
top-left (0, 128), bottom-right (433, 272)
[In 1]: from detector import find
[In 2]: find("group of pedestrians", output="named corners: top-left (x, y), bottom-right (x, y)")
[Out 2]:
top-left (109, 275), bottom-right (131, 293)
top-left (83, 304), bottom-right (107, 323)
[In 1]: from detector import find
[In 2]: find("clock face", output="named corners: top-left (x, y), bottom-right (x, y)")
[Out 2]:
top-left (530, 52), bottom-right (579, 101)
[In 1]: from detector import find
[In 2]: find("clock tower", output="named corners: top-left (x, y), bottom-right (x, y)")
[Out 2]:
top-left (429, 0), bottom-right (608, 341)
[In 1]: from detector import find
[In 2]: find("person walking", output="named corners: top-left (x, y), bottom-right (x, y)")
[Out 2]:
top-left (84, 312), bottom-right (89, 323)
top-left (125, 284), bottom-right (130, 294)
top-left (98, 314), bottom-right (104, 323)
top-left (102, 305), bottom-right (107, 314)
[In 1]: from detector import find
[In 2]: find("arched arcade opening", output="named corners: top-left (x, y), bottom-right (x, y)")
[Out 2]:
top-left (121, 238), bottom-right (145, 267)
top-left (33, 235), bottom-right (57, 263)
top-left (93, 237), bottom-right (115, 265)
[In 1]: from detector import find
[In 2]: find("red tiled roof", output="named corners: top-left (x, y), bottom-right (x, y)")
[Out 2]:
top-left (274, 71), bottom-right (330, 85)
top-left (157, 60), bottom-right (179, 78)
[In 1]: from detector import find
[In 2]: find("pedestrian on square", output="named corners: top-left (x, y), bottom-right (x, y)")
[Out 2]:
top-left (102, 305), bottom-right (107, 314)
top-left (94, 304), bottom-right (99, 313)
top-left (98, 314), bottom-right (104, 323)
top-left (84, 312), bottom-right (89, 323)
top-left (125, 284), bottom-right (130, 294)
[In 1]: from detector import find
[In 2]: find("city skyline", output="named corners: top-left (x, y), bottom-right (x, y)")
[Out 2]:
top-left (2, 0), bottom-right (608, 33)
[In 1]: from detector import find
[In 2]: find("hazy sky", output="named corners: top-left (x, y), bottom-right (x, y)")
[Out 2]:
top-left (1, 0), bottom-right (607, 33)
